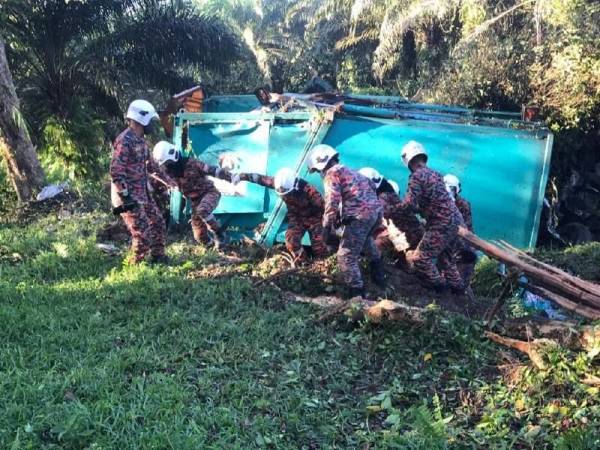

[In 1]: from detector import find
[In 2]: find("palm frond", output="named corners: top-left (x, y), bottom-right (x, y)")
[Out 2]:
top-left (372, 0), bottom-right (459, 81)
top-left (335, 29), bottom-right (380, 50)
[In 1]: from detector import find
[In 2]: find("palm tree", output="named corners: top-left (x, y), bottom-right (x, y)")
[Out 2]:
top-left (0, 0), bottom-right (240, 177)
top-left (197, 0), bottom-right (294, 92)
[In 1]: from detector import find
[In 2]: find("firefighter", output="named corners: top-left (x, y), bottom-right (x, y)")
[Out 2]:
top-left (110, 100), bottom-right (175, 264)
top-left (152, 141), bottom-right (237, 250)
top-left (358, 167), bottom-right (424, 253)
top-left (398, 141), bottom-right (465, 293)
top-left (307, 144), bottom-right (385, 298)
top-left (444, 174), bottom-right (478, 287)
top-left (239, 167), bottom-right (328, 259)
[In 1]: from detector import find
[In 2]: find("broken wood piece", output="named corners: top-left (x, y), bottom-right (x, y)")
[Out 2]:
top-left (484, 269), bottom-right (519, 323)
top-left (498, 240), bottom-right (600, 298)
top-left (364, 299), bottom-right (426, 324)
top-left (288, 293), bottom-right (428, 325)
top-left (253, 268), bottom-right (301, 286)
top-left (485, 331), bottom-right (559, 370)
top-left (316, 299), bottom-right (357, 323)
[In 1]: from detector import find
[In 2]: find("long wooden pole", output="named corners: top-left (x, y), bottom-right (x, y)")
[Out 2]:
top-left (458, 227), bottom-right (600, 318)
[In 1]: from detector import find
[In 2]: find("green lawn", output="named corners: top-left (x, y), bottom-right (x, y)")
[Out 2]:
top-left (0, 212), bottom-right (598, 449)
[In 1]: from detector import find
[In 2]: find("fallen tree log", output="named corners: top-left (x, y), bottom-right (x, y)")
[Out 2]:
top-left (289, 294), bottom-right (426, 325)
top-left (525, 284), bottom-right (600, 321)
top-left (459, 227), bottom-right (600, 320)
top-left (498, 240), bottom-right (600, 298)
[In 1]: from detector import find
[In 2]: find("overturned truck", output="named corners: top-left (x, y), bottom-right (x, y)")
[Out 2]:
top-left (166, 90), bottom-right (553, 250)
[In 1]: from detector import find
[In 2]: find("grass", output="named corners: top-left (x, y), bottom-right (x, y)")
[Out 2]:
top-left (0, 212), bottom-right (599, 449)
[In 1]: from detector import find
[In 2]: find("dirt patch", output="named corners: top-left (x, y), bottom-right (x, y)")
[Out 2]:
top-left (196, 247), bottom-right (493, 320)
top-left (12, 190), bottom-right (86, 224)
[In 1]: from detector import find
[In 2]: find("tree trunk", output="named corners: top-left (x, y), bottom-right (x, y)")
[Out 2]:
top-left (0, 40), bottom-right (44, 202)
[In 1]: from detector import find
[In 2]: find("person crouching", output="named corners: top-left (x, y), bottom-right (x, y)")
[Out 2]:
top-left (358, 167), bottom-right (424, 254)
top-left (152, 141), bottom-right (238, 250)
top-left (307, 144), bottom-right (385, 298)
top-left (398, 141), bottom-right (465, 294)
top-left (239, 168), bottom-right (329, 260)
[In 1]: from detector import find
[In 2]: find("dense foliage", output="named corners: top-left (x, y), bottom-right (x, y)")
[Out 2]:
top-left (0, 0), bottom-right (240, 179)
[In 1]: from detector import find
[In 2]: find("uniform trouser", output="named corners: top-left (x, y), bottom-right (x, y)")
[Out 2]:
top-left (410, 221), bottom-right (463, 289)
top-left (190, 191), bottom-right (221, 244)
top-left (121, 199), bottom-right (166, 263)
top-left (457, 240), bottom-right (477, 287)
top-left (338, 213), bottom-right (382, 289)
top-left (286, 215), bottom-right (329, 258)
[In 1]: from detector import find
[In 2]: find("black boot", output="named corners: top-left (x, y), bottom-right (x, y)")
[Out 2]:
top-left (212, 231), bottom-right (228, 251)
top-left (370, 259), bottom-right (386, 287)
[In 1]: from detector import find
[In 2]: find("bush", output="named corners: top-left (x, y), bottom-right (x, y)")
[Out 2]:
top-left (40, 104), bottom-right (106, 182)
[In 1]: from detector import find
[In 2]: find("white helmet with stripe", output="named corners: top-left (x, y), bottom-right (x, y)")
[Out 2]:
top-left (306, 144), bottom-right (338, 173)
top-left (152, 141), bottom-right (180, 166)
top-left (126, 99), bottom-right (158, 126)
top-left (444, 174), bottom-right (461, 194)
top-left (358, 167), bottom-right (383, 188)
top-left (274, 167), bottom-right (296, 195)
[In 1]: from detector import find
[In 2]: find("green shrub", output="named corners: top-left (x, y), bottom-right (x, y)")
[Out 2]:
top-left (40, 104), bottom-right (106, 182)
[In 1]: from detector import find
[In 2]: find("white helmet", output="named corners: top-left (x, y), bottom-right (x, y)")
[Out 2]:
top-left (126, 99), bottom-right (158, 126)
top-left (389, 180), bottom-right (400, 194)
top-left (359, 167), bottom-right (383, 188)
top-left (306, 144), bottom-right (338, 172)
top-left (274, 167), bottom-right (296, 195)
top-left (401, 140), bottom-right (427, 167)
top-left (444, 174), bottom-right (461, 194)
top-left (153, 141), bottom-right (180, 165)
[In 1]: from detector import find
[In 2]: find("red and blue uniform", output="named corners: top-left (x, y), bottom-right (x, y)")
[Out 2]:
top-left (163, 158), bottom-right (233, 244)
top-left (322, 164), bottom-right (382, 289)
top-left (110, 128), bottom-right (172, 263)
top-left (240, 173), bottom-right (328, 258)
top-left (454, 195), bottom-right (477, 286)
top-left (399, 166), bottom-right (464, 289)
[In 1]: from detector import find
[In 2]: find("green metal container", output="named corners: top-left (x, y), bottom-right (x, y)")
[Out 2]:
top-left (170, 95), bottom-right (553, 249)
